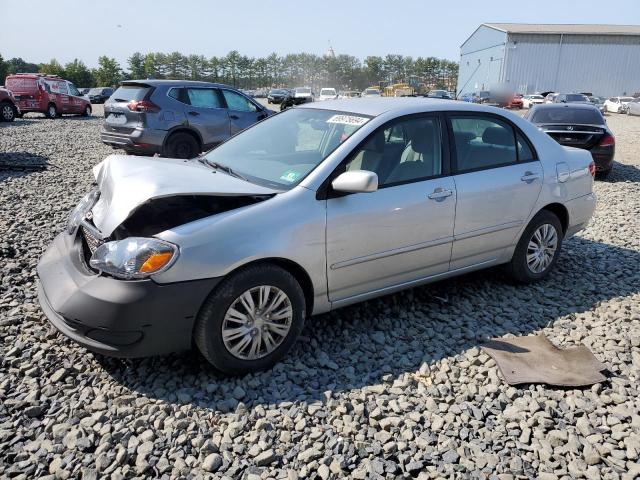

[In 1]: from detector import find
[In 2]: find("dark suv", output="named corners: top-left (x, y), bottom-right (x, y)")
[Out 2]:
top-left (0, 87), bottom-right (20, 122)
top-left (101, 80), bottom-right (274, 158)
top-left (87, 87), bottom-right (114, 104)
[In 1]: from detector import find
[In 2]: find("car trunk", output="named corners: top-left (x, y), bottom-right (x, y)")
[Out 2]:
top-left (539, 124), bottom-right (605, 150)
top-left (103, 83), bottom-right (154, 132)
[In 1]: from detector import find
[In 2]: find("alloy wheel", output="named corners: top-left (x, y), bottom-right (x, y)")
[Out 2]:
top-left (221, 285), bottom-right (293, 360)
top-left (526, 223), bottom-right (558, 274)
top-left (2, 105), bottom-right (14, 121)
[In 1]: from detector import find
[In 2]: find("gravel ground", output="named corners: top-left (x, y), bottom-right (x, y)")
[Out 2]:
top-left (1, 106), bottom-right (639, 480)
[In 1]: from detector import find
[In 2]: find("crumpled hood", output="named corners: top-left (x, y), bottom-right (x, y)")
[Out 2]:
top-left (91, 154), bottom-right (278, 237)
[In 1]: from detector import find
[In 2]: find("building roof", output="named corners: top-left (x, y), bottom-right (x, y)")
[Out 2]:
top-left (484, 23), bottom-right (640, 36)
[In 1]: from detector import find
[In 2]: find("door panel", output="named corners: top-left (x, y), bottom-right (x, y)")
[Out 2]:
top-left (184, 88), bottom-right (230, 146)
top-left (327, 178), bottom-right (456, 301)
top-left (450, 163), bottom-right (542, 269)
top-left (221, 89), bottom-right (265, 135)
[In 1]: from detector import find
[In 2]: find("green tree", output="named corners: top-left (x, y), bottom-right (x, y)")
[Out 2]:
top-left (64, 59), bottom-right (93, 87)
top-left (39, 59), bottom-right (65, 77)
top-left (128, 52), bottom-right (145, 79)
top-left (93, 56), bottom-right (122, 87)
top-left (0, 54), bottom-right (7, 84)
top-left (5, 57), bottom-right (39, 75)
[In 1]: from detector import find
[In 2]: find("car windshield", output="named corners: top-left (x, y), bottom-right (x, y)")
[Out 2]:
top-left (364, 89), bottom-right (379, 95)
top-left (202, 108), bottom-right (371, 189)
top-left (531, 95), bottom-right (544, 99)
top-left (566, 94), bottom-right (588, 102)
top-left (111, 84), bottom-right (151, 102)
top-left (270, 89), bottom-right (285, 95)
top-left (620, 97), bottom-right (634, 102)
top-left (321, 89), bottom-right (336, 95)
top-left (296, 88), bottom-right (311, 94)
top-left (531, 107), bottom-right (604, 125)
top-left (88, 88), bottom-right (104, 94)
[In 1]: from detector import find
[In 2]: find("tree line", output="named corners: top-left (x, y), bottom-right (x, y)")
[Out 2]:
top-left (1, 51), bottom-right (458, 92)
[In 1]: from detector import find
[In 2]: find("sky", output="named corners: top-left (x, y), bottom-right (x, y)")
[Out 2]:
top-left (1, 0), bottom-right (639, 68)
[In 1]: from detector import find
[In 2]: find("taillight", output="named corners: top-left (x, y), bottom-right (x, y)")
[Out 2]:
top-left (588, 161), bottom-right (596, 178)
top-left (599, 134), bottom-right (615, 147)
top-left (127, 100), bottom-right (160, 113)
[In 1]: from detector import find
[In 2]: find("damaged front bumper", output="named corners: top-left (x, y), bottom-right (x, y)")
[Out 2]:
top-left (37, 231), bottom-right (220, 357)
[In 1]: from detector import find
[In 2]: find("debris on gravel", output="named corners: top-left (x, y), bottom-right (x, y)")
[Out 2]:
top-left (1, 108), bottom-right (639, 478)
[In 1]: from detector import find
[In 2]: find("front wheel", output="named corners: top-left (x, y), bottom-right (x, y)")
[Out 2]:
top-left (82, 105), bottom-right (92, 117)
top-left (504, 210), bottom-right (563, 283)
top-left (194, 264), bottom-right (306, 375)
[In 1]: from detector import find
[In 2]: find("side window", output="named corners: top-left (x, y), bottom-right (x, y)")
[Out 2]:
top-left (68, 84), bottom-right (80, 96)
top-left (58, 82), bottom-right (68, 94)
top-left (222, 90), bottom-right (258, 112)
top-left (345, 116), bottom-right (443, 187)
top-left (516, 132), bottom-right (535, 162)
top-left (168, 87), bottom-right (189, 104)
top-left (186, 88), bottom-right (222, 108)
top-left (450, 116), bottom-right (517, 172)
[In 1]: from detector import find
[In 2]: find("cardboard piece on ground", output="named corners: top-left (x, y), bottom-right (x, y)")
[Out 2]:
top-left (481, 335), bottom-right (608, 387)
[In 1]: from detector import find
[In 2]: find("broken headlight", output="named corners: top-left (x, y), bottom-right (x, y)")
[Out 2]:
top-left (67, 189), bottom-right (99, 234)
top-left (89, 237), bottom-right (178, 279)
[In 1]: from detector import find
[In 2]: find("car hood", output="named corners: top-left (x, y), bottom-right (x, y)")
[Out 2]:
top-left (91, 154), bottom-right (279, 237)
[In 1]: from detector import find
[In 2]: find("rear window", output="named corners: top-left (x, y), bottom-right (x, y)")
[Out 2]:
top-left (531, 107), bottom-right (603, 125)
top-left (111, 84), bottom-right (151, 102)
top-left (6, 77), bottom-right (38, 91)
top-left (565, 94), bottom-right (588, 102)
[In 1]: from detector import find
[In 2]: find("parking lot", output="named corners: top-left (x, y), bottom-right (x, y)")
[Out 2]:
top-left (1, 104), bottom-right (639, 479)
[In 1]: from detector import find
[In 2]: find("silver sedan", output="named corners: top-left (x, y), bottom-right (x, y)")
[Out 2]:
top-left (38, 98), bottom-right (597, 374)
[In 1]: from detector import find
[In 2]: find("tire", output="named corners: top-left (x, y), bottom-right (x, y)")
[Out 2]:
top-left (165, 131), bottom-right (200, 159)
top-left (82, 105), bottom-right (92, 117)
top-left (0, 102), bottom-right (16, 122)
top-left (596, 168), bottom-right (612, 180)
top-left (45, 104), bottom-right (57, 119)
top-left (194, 264), bottom-right (306, 375)
top-left (504, 210), bottom-right (563, 283)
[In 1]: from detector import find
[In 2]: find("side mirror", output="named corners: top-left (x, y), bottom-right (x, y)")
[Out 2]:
top-left (332, 170), bottom-right (378, 193)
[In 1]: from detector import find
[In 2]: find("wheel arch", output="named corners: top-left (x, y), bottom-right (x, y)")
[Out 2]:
top-left (538, 202), bottom-right (569, 234)
top-left (162, 126), bottom-right (203, 154)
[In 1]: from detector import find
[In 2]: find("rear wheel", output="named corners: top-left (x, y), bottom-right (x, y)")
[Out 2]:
top-left (505, 210), bottom-right (563, 283)
top-left (194, 264), bottom-right (306, 375)
top-left (45, 104), bottom-right (57, 119)
top-left (165, 131), bottom-right (200, 159)
top-left (0, 102), bottom-right (16, 122)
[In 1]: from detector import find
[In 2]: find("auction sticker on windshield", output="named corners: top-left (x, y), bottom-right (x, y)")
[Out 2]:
top-left (280, 169), bottom-right (302, 183)
top-left (326, 114), bottom-right (369, 126)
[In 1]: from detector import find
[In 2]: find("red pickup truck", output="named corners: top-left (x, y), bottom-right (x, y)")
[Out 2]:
top-left (4, 73), bottom-right (91, 119)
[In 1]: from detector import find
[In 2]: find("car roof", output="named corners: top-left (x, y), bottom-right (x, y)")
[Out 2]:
top-left (123, 79), bottom-right (232, 88)
top-left (300, 97), bottom-right (499, 116)
top-left (532, 103), bottom-right (600, 111)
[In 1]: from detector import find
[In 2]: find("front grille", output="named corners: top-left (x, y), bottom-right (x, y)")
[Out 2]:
top-left (81, 225), bottom-right (103, 255)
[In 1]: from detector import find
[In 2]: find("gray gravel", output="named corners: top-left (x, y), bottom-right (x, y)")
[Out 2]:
top-left (1, 106), bottom-right (639, 479)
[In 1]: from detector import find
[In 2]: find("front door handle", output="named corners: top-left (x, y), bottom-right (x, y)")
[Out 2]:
top-left (229, 114), bottom-right (239, 120)
top-left (428, 188), bottom-right (453, 201)
top-left (188, 111), bottom-right (200, 116)
top-left (521, 171), bottom-right (540, 183)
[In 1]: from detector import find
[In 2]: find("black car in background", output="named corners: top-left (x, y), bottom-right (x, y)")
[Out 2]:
top-left (553, 93), bottom-right (591, 104)
top-left (87, 87), bottom-right (114, 104)
top-left (267, 88), bottom-right (290, 104)
top-left (525, 103), bottom-right (615, 178)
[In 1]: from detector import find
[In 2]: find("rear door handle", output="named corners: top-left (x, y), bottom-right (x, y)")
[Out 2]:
top-left (188, 111), bottom-right (200, 116)
top-left (428, 188), bottom-right (453, 201)
top-left (521, 171), bottom-right (540, 183)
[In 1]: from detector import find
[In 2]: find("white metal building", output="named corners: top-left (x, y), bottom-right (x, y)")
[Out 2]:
top-left (457, 23), bottom-right (640, 97)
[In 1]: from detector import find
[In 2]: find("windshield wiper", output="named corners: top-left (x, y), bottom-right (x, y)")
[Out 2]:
top-left (202, 158), bottom-right (248, 181)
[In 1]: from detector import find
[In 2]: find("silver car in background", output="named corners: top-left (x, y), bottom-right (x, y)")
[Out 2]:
top-left (101, 80), bottom-right (273, 159)
top-left (39, 98), bottom-right (596, 374)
